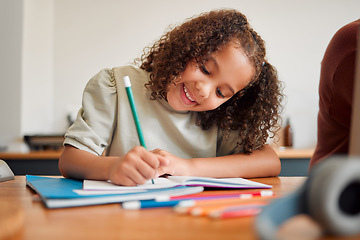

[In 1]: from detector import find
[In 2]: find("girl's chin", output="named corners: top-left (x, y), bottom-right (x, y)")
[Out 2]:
top-left (169, 102), bottom-right (190, 111)
top-left (167, 99), bottom-right (195, 112)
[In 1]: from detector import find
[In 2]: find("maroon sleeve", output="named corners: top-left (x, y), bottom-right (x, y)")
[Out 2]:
top-left (310, 19), bottom-right (360, 169)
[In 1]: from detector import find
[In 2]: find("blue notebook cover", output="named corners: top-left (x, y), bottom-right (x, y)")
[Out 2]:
top-left (27, 175), bottom-right (92, 198)
top-left (26, 175), bottom-right (203, 208)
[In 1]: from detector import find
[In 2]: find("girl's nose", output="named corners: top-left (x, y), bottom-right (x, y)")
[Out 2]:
top-left (195, 81), bottom-right (211, 99)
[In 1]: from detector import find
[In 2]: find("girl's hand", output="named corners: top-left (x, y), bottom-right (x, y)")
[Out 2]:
top-left (109, 146), bottom-right (169, 186)
top-left (151, 149), bottom-right (192, 177)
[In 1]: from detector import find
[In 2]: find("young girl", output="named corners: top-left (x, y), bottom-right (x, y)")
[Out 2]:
top-left (59, 9), bottom-right (283, 186)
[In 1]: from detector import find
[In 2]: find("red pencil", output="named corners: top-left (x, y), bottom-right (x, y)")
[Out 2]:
top-left (168, 190), bottom-right (274, 201)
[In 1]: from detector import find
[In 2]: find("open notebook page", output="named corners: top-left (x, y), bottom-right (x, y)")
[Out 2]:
top-left (82, 176), bottom-right (271, 193)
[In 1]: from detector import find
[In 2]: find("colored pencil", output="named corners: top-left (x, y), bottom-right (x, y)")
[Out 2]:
top-left (169, 190), bottom-right (274, 201)
top-left (123, 76), bottom-right (154, 184)
top-left (209, 205), bottom-right (263, 219)
top-left (174, 196), bottom-right (273, 214)
top-left (190, 201), bottom-right (267, 216)
top-left (122, 199), bottom-right (195, 210)
top-left (122, 191), bottom-right (275, 210)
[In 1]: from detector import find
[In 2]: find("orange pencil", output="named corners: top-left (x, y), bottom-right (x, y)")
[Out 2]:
top-left (209, 206), bottom-right (262, 219)
top-left (190, 201), bottom-right (268, 216)
top-left (174, 195), bottom-right (276, 214)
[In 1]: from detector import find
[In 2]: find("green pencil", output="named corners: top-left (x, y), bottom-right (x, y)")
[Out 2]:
top-left (123, 76), bottom-right (154, 184)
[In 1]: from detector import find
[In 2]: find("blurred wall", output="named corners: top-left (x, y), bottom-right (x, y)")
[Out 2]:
top-left (1, 0), bottom-right (360, 150)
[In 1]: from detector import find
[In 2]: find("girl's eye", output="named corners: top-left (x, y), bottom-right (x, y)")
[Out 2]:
top-left (200, 64), bottom-right (210, 75)
top-left (216, 88), bottom-right (225, 98)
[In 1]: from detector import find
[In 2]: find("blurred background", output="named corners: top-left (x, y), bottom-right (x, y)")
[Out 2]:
top-left (1, 0), bottom-right (359, 152)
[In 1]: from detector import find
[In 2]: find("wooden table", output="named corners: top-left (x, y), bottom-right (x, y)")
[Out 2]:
top-left (1, 176), bottom-right (359, 240)
top-left (0, 150), bottom-right (63, 160)
top-left (275, 148), bottom-right (314, 159)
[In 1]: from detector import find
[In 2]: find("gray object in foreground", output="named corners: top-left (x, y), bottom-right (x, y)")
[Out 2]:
top-left (256, 156), bottom-right (360, 239)
top-left (0, 159), bottom-right (15, 182)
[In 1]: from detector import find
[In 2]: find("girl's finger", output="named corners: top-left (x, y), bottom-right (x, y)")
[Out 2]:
top-left (123, 166), bottom-right (149, 185)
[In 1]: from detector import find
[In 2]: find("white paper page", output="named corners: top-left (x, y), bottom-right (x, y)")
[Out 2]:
top-left (82, 176), bottom-right (271, 192)
top-left (167, 176), bottom-right (272, 188)
top-left (82, 177), bottom-right (181, 191)
top-left (73, 189), bottom-right (147, 195)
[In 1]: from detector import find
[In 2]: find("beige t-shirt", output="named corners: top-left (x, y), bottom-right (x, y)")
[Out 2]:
top-left (64, 65), bottom-right (242, 158)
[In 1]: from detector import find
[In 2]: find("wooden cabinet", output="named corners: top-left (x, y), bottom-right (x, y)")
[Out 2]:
top-left (0, 150), bottom-right (62, 175)
top-left (0, 148), bottom-right (314, 176)
top-left (276, 148), bottom-right (314, 176)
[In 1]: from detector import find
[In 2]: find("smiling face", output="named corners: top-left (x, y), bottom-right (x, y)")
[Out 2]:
top-left (166, 42), bottom-right (254, 112)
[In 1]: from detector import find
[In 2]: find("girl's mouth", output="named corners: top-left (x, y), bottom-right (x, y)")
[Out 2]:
top-left (184, 84), bottom-right (195, 102)
top-left (181, 84), bottom-right (198, 105)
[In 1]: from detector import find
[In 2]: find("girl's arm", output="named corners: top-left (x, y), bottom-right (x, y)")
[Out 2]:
top-left (152, 144), bottom-right (281, 178)
top-left (59, 145), bottom-right (168, 186)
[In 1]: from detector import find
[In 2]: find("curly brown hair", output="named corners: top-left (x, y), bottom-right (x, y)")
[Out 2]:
top-left (137, 9), bottom-right (283, 153)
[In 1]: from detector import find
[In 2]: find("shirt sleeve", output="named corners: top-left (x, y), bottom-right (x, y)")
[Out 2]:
top-left (216, 129), bottom-right (243, 156)
top-left (64, 69), bottom-right (117, 155)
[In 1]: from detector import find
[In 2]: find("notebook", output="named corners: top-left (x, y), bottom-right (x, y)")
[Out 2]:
top-left (81, 175), bottom-right (271, 194)
top-left (26, 175), bottom-right (203, 209)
